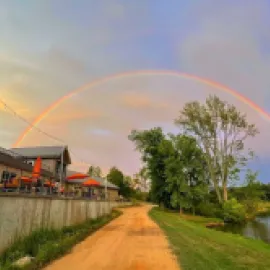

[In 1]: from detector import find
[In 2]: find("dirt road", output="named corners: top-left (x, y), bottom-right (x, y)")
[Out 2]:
top-left (44, 205), bottom-right (180, 270)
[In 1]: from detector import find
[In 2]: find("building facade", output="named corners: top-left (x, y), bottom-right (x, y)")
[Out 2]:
top-left (65, 172), bottom-right (120, 201)
top-left (0, 147), bottom-right (52, 187)
top-left (11, 146), bottom-right (71, 182)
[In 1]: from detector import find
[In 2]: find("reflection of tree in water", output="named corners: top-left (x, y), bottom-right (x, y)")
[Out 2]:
top-left (221, 216), bottom-right (270, 244)
top-left (221, 223), bottom-right (244, 235)
top-left (243, 217), bottom-right (270, 243)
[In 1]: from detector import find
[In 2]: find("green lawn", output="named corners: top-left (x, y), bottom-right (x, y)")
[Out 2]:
top-left (149, 207), bottom-right (270, 270)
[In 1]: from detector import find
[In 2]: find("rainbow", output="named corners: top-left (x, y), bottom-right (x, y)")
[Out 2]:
top-left (13, 69), bottom-right (270, 147)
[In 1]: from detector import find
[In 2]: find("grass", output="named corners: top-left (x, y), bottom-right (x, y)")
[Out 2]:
top-left (116, 200), bottom-right (141, 208)
top-left (0, 210), bottom-right (121, 270)
top-left (177, 213), bottom-right (222, 226)
top-left (149, 207), bottom-right (270, 270)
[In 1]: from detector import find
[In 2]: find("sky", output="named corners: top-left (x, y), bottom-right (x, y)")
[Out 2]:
top-left (1, 0), bottom-right (270, 181)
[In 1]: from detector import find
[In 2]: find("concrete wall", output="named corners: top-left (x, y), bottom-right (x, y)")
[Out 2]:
top-left (0, 194), bottom-right (129, 254)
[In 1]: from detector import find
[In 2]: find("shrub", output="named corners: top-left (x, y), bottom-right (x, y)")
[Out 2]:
top-left (195, 202), bottom-right (222, 218)
top-left (242, 199), bottom-right (259, 218)
top-left (223, 198), bottom-right (246, 224)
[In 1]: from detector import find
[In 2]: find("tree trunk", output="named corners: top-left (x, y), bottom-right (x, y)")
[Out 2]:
top-left (212, 179), bottom-right (222, 204)
top-left (179, 206), bottom-right (183, 215)
top-left (207, 160), bottom-right (222, 204)
top-left (223, 184), bottom-right (228, 201)
top-left (160, 201), bottom-right (165, 210)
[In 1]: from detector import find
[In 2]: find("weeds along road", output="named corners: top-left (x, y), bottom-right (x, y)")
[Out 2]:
top-left (44, 205), bottom-right (180, 270)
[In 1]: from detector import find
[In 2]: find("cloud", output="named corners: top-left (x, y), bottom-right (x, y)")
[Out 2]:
top-left (0, 0), bottom-right (154, 134)
top-left (102, 1), bottom-right (125, 21)
top-left (44, 105), bottom-right (102, 126)
top-left (1, 0), bottom-right (270, 178)
top-left (177, 0), bottom-right (270, 107)
top-left (120, 92), bottom-right (168, 109)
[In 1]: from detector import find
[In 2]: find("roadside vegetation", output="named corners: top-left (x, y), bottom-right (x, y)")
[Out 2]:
top-left (150, 207), bottom-right (270, 270)
top-left (0, 210), bottom-right (121, 270)
top-left (87, 165), bottom-right (149, 201)
top-left (129, 94), bottom-right (268, 223)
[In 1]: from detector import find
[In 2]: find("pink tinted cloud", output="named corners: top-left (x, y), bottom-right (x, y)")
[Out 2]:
top-left (120, 92), bottom-right (168, 109)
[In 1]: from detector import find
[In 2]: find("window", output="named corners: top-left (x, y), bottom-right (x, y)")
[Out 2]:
top-left (26, 160), bottom-right (34, 166)
top-left (1, 171), bottom-right (9, 183)
top-left (10, 172), bottom-right (16, 180)
top-left (1, 171), bottom-right (17, 183)
top-left (56, 161), bottom-right (66, 178)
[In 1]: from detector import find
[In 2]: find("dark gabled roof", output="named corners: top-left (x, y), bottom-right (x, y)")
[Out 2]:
top-left (0, 148), bottom-right (52, 178)
top-left (11, 146), bottom-right (71, 164)
top-left (0, 147), bottom-right (23, 159)
top-left (66, 171), bottom-right (119, 190)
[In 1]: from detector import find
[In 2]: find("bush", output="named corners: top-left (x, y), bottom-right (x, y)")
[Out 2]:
top-left (131, 191), bottom-right (149, 201)
top-left (242, 199), bottom-right (259, 218)
top-left (195, 202), bottom-right (222, 218)
top-left (223, 198), bottom-right (246, 224)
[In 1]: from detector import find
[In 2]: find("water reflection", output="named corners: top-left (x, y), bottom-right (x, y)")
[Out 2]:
top-left (220, 216), bottom-right (270, 244)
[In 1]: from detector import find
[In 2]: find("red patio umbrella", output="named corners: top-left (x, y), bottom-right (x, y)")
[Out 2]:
top-left (32, 157), bottom-right (42, 178)
top-left (44, 180), bottom-right (55, 187)
top-left (82, 179), bottom-right (101, 187)
top-left (21, 176), bottom-right (32, 183)
top-left (66, 173), bottom-right (89, 180)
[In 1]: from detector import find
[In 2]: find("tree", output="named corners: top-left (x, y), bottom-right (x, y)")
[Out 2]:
top-left (164, 134), bottom-right (209, 214)
top-left (124, 175), bottom-right (133, 186)
top-left (107, 167), bottom-right (133, 198)
top-left (107, 167), bottom-right (124, 187)
top-left (242, 169), bottom-right (263, 216)
top-left (135, 167), bottom-right (149, 192)
top-left (88, 166), bottom-right (102, 177)
top-left (129, 127), bottom-right (172, 208)
top-left (175, 95), bottom-right (258, 203)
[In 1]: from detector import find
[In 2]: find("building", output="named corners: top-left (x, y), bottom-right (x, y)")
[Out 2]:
top-left (65, 171), bottom-right (120, 201)
top-left (11, 146), bottom-right (71, 182)
top-left (0, 147), bottom-right (52, 188)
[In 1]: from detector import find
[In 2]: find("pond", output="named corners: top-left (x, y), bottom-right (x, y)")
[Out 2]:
top-left (218, 215), bottom-right (270, 244)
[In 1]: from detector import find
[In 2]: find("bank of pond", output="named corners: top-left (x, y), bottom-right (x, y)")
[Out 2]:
top-left (183, 200), bottom-right (270, 244)
top-left (184, 207), bottom-right (270, 245)
top-left (216, 214), bottom-right (270, 244)
top-left (150, 207), bottom-right (270, 270)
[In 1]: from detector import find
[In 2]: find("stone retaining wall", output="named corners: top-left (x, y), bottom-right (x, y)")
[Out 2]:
top-left (0, 194), bottom-right (129, 253)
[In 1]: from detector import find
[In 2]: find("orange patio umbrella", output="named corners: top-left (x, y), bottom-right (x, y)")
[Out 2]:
top-left (32, 157), bottom-right (42, 179)
top-left (21, 176), bottom-right (32, 183)
top-left (44, 180), bottom-right (55, 187)
top-left (30, 157), bottom-right (42, 183)
top-left (82, 179), bottom-right (101, 187)
top-left (66, 173), bottom-right (89, 180)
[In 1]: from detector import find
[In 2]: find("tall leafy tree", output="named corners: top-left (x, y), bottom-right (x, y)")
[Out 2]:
top-left (175, 95), bottom-right (258, 203)
top-left (107, 167), bottom-right (133, 197)
top-left (135, 167), bottom-right (149, 192)
top-left (107, 167), bottom-right (124, 187)
top-left (242, 169), bottom-right (263, 216)
top-left (88, 166), bottom-right (102, 177)
top-left (164, 134), bottom-right (209, 214)
top-left (129, 127), bottom-right (172, 208)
